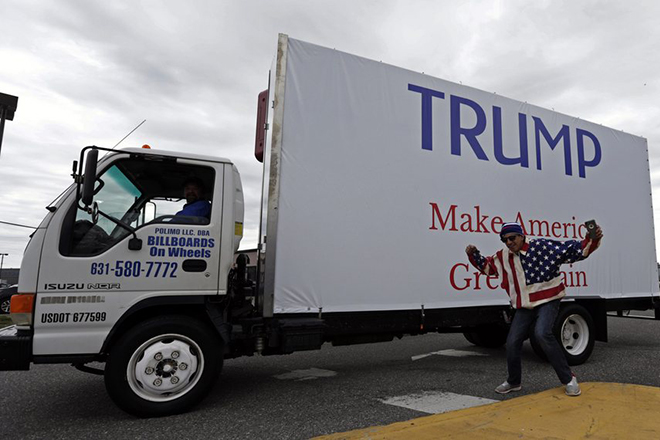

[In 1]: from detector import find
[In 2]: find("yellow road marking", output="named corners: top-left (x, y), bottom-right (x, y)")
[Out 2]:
top-left (314, 382), bottom-right (660, 440)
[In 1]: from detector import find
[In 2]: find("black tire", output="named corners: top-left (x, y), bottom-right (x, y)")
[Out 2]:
top-left (530, 303), bottom-right (595, 366)
top-left (104, 315), bottom-right (223, 417)
top-left (0, 286), bottom-right (17, 315)
top-left (464, 325), bottom-right (508, 348)
top-left (0, 297), bottom-right (11, 314)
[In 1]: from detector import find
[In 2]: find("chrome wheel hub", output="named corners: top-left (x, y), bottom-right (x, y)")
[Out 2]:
top-left (127, 334), bottom-right (204, 402)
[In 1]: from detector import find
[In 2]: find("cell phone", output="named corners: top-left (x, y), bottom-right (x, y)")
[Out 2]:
top-left (585, 220), bottom-right (598, 239)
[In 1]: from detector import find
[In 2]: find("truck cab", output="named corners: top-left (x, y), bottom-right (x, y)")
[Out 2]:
top-left (2, 146), bottom-right (246, 416)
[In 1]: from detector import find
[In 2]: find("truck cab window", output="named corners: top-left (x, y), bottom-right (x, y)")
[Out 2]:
top-left (60, 158), bottom-right (215, 257)
top-left (70, 165), bottom-right (141, 255)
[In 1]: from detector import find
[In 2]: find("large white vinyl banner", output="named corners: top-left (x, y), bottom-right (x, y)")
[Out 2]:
top-left (271, 37), bottom-right (658, 314)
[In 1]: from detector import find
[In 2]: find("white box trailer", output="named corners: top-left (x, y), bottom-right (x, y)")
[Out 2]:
top-left (263, 35), bottom-right (658, 311)
top-left (259, 35), bottom-right (658, 347)
top-left (1, 34), bottom-right (658, 417)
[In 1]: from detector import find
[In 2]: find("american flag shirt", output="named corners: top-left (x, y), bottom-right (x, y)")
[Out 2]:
top-left (468, 237), bottom-right (599, 309)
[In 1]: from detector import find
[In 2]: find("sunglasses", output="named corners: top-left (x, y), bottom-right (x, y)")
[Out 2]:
top-left (501, 235), bottom-right (521, 243)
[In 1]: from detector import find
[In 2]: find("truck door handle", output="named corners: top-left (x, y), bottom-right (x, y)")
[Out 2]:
top-left (182, 259), bottom-right (207, 272)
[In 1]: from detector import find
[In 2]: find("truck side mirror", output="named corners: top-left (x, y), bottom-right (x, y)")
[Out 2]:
top-left (81, 149), bottom-right (99, 206)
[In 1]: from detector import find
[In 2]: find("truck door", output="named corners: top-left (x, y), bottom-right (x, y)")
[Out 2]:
top-left (33, 154), bottom-right (225, 356)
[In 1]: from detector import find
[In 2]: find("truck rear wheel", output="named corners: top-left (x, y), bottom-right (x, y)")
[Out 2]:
top-left (104, 315), bottom-right (223, 417)
top-left (530, 303), bottom-right (595, 366)
top-left (463, 325), bottom-right (508, 348)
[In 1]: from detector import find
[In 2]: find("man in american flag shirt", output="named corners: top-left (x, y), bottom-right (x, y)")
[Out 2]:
top-left (465, 221), bottom-right (603, 397)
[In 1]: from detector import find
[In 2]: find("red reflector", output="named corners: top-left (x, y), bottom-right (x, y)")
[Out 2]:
top-left (255, 89), bottom-right (269, 163)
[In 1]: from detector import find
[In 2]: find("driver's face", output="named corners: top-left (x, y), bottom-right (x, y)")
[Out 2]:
top-left (184, 183), bottom-right (202, 204)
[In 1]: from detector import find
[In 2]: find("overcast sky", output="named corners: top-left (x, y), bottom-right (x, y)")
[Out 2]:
top-left (0, 0), bottom-right (659, 269)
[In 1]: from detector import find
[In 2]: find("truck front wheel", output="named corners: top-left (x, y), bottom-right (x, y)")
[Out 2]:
top-left (104, 315), bottom-right (223, 417)
top-left (530, 303), bottom-right (595, 366)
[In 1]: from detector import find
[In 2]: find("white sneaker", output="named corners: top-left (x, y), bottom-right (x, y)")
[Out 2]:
top-left (565, 376), bottom-right (581, 396)
top-left (495, 381), bottom-right (522, 394)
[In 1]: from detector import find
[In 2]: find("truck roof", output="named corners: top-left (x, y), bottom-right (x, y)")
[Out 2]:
top-left (116, 147), bottom-right (233, 164)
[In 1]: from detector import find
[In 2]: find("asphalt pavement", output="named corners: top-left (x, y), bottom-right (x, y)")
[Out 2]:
top-left (1, 314), bottom-right (659, 439)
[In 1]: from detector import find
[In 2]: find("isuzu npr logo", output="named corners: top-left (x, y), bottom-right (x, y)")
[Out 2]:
top-left (45, 283), bottom-right (85, 290)
top-left (408, 83), bottom-right (602, 178)
top-left (44, 283), bottom-right (121, 290)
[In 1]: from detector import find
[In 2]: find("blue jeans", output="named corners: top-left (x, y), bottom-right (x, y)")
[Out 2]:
top-left (506, 300), bottom-right (573, 385)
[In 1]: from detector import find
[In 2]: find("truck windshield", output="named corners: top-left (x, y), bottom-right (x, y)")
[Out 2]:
top-left (68, 164), bottom-right (144, 255)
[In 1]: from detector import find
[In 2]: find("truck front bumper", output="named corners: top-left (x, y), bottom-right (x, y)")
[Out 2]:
top-left (0, 325), bottom-right (32, 370)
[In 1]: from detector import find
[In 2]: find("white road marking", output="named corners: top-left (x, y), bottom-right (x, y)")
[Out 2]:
top-left (273, 368), bottom-right (337, 381)
top-left (411, 349), bottom-right (489, 361)
top-left (380, 391), bottom-right (497, 414)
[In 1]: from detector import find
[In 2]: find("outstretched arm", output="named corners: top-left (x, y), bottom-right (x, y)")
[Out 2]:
top-left (559, 225), bottom-right (604, 264)
top-left (466, 245), bottom-right (498, 276)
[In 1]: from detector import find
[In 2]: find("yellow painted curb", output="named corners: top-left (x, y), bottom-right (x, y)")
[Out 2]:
top-left (314, 383), bottom-right (660, 440)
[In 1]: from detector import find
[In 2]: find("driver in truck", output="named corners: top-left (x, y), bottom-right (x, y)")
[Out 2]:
top-left (465, 221), bottom-right (603, 397)
top-left (176, 177), bottom-right (211, 220)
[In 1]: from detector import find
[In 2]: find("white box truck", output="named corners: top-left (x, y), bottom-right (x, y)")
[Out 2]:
top-left (1, 35), bottom-right (658, 417)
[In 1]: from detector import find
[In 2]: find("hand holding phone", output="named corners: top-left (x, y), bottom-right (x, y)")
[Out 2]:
top-left (585, 220), bottom-right (598, 240)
